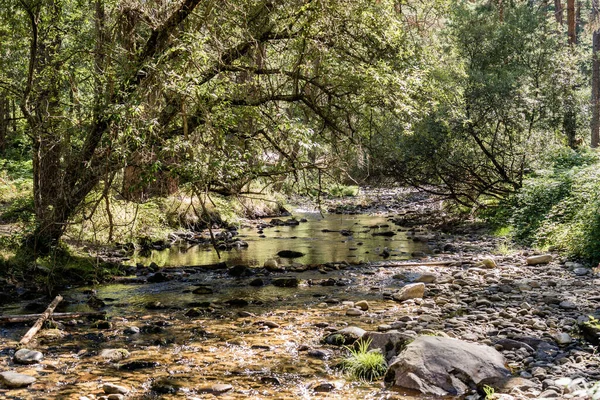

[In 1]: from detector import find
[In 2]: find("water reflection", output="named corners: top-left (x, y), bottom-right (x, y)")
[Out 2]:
top-left (132, 212), bottom-right (429, 267)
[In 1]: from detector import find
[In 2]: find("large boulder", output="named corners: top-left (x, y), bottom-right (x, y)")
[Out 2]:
top-left (363, 331), bottom-right (414, 361)
top-left (386, 336), bottom-right (510, 396)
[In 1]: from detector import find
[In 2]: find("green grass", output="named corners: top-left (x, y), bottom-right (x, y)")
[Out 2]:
top-left (340, 338), bottom-right (387, 382)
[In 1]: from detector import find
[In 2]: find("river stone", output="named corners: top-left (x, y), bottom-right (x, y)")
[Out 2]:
top-left (14, 349), bottom-right (43, 365)
top-left (478, 376), bottom-right (537, 393)
top-left (386, 336), bottom-right (510, 396)
top-left (324, 326), bottom-right (366, 346)
top-left (414, 273), bottom-right (437, 283)
top-left (103, 383), bottom-right (129, 394)
top-left (573, 267), bottom-right (589, 276)
top-left (346, 308), bottom-right (363, 316)
top-left (480, 258), bottom-right (497, 269)
top-left (355, 300), bottom-right (369, 310)
top-left (0, 371), bottom-right (37, 388)
top-left (392, 283), bottom-right (425, 302)
top-left (99, 348), bottom-right (130, 362)
top-left (526, 255), bottom-right (552, 265)
top-left (272, 276), bottom-right (299, 287)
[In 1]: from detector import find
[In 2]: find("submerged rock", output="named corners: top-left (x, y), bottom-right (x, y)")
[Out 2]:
top-left (119, 361), bottom-right (159, 371)
top-left (385, 336), bottom-right (510, 396)
top-left (103, 383), bottom-right (129, 394)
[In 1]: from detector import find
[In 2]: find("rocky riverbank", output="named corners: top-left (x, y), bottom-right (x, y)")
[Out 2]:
top-left (0, 188), bottom-right (599, 399)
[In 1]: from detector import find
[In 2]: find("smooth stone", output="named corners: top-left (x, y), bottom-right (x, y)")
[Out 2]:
top-left (355, 300), bottom-right (369, 311)
top-left (198, 383), bottom-right (233, 394)
top-left (526, 255), bottom-right (552, 265)
top-left (559, 300), bottom-right (577, 310)
top-left (553, 332), bottom-right (572, 345)
top-left (99, 349), bottom-right (130, 362)
top-left (311, 381), bottom-right (335, 392)
top-left (324, 326), bottom-right (366, 345)
top-left (14, 349), bottom-right (43, 365)
top-left (0, 371), bottom-right (37, 388)
top-left (346, 308), bottom-right (363, 316)
top-left (103, 383), bottom-right (129, 395)
top-left (480, 258), bottom-right (497, 269)
top-left (392, 283), bottom-right (425, 302)
top-left (573, 268), bottom-right (589, 276)
top-left (415, 273), bottom-right (437, 283)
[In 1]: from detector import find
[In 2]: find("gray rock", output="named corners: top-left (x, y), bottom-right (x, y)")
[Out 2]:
top-left (526, 255), bottom-right (552, 265)
top-left (386, 336), bottom-right (510, 396)
top-left (346, 308), bottom-right (363, 316)
top-left (14, 349), bottom-right (43, 365)
top-left (363, 331), bottom-right (414, 361)
top-left (414, 273), bottom-right (437, 283)
top-left (311, 381), bottom-right (335, 392)
top-left (99, 349), bottom-right (130, 362)
top-left (553, 333), bottom-right (572, 345)
top-left (324, 326), bottom-right (365, 345)
top-left (392, 283), bottom-right (425, 302)
top-left (559, 300), bottom-right (577, 310)
top-left (573, 268), bottom-right (589, 276)
top-left (0, 371), bottom-right (37, 388)
top-left (103, 383), bottom-right (129, 394)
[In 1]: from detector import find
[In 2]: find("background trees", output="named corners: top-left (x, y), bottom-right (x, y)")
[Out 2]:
top-left (0, 0), bottom-right (598, 256)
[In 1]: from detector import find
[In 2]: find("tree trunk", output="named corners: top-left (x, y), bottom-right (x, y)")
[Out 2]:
top-left (568, 0), bottom-right (576, 44)
top-left (555, 0), bottom-right (564, 24)
top-left (593, 30), bottom-right (600, 148)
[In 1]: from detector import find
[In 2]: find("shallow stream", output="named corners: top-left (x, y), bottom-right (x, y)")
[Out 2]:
top-left (0, 212), bottom-right (434, 399)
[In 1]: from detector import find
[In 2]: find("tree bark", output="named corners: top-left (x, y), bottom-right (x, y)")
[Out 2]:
top-left (593, 30), bottom-right (600, 148)
top-left (555, 0), bottom-right (564, 24)
top-left (568, 0), bottom-right (576, 44)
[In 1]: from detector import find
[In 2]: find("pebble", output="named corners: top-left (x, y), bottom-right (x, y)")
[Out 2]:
top-left (355, 300), bottom-right (369, 310)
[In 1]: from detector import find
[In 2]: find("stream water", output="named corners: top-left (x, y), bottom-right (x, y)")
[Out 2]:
top-left (0, 212), bottom-right (435, 399)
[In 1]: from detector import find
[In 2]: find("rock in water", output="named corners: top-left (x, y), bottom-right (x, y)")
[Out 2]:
top-left (526, 255), bottom-right (552, 265)
top-left (392, 283), bottom-right (425, 302)
top-left (14, 349), bottom-right (43, 365)
top-left (386, 336), bottom-right (510, 396)
top-left (0, 371), bottom-right (37, 388)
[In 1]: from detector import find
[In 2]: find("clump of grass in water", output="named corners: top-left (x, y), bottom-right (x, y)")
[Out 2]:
top-left (340, 338), bottom-right (387, 381)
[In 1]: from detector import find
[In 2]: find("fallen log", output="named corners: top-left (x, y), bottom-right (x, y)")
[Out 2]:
top-left (0, 311), bottom-right (106, 324)
top-left (19, 295), bottom-right (62, 346)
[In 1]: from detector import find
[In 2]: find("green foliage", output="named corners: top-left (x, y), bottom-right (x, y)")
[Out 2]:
top-left (483, 384), bottom-right (496, 400)
top-left (340, 338), bottom-right (387, 382)
top-left (500, 149), bottom-right (600, 264)
top-left (328, 185), bottom-right (359, 198)
top-left (367, 0), bottom-right (586, 205)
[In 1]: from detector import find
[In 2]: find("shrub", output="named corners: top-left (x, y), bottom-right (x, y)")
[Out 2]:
top-left (500, 148), bottom-right (600, 264)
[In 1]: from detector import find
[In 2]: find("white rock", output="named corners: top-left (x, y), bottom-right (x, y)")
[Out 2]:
top-left (392, 283), bottom-right (426, 302)
top-left (526, 255), bottom-right (552, 265)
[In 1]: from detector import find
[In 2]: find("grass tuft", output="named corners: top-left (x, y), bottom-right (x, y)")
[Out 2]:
top-left (340, 338), bottom-right (387, 382)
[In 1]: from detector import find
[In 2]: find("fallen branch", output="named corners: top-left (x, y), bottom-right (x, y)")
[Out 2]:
top-left (0, 311), bottom-right (105, 324)
top-left (19, 295), bottom-right (63, 346)
top-left (377, 261), bottom-right (458, 267)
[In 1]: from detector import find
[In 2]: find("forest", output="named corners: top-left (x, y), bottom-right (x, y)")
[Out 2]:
top-left (1, 0), bottom-right (600, 399)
